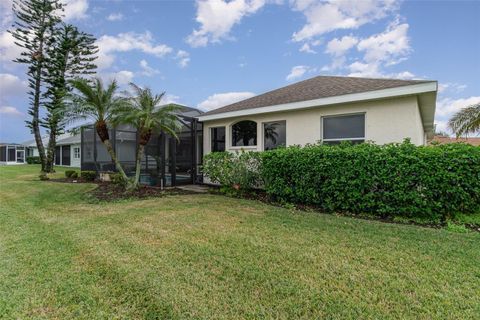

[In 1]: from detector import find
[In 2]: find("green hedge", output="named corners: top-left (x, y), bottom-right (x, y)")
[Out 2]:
top-left (261, 141), bottom-right (480, 221)
top-left (81, 170), bottom-right (96, 182)
top-left (26, 156), bottom-right (41, 164)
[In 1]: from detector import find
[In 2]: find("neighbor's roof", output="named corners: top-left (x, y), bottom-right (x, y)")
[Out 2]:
top-left (199, 75), bottom-right (436, 118)
top-left (430, 135), bottom-right (480, 146)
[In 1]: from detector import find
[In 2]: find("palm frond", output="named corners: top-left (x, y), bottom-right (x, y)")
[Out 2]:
top-left (448, 103), bottom-right (480, 137)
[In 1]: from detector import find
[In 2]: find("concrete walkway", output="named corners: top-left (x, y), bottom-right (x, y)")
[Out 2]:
top-left (176, 184), bottom-right (210, 193)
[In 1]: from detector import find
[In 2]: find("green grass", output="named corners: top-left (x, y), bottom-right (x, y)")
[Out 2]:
top-left (1, 165), bottom-right (479, 319)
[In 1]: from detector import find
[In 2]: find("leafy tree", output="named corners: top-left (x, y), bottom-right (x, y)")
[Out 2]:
top-left (43, 23), bottom-right (98, 172)
top-left (10, 0), bottom-right (63, 172)
top-left (448, 102), bottom-right (480, 137)
top-left (67, 77), bottom-right (129, 182)
top-left (114, 83), bottom-right (181, 189)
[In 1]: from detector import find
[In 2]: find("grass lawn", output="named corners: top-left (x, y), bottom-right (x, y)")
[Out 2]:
top-left (1, 165), bottom-right (479, 319)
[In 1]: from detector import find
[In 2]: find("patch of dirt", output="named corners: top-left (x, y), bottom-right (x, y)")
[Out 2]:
top-left (49, 177), bottom-right (91, 183)
top-left (87, 182), bottom-right (197, 202)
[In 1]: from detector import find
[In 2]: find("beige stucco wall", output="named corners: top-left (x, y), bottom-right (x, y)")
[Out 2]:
top-left (202, 95), bottom-right (426, 154)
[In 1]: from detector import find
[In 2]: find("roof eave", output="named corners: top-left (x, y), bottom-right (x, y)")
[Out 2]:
top-left (197, 82), bottom-right (438, 122)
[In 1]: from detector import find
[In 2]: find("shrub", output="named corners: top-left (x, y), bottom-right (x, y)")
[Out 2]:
top-left (70, 172), bottom-right (78, 179)
top-left (261, 141), bottom-right (480, 221)
top-left (81, 170), bottom-right (96, 182)
top-left (110, 172), bottom-right (127, 186)
top-left (26, 156), bottom-right (41, 164)
top-left (65, 170), bottom-right (76, 178)
top-left (202, 151), bottom-right (262, 191)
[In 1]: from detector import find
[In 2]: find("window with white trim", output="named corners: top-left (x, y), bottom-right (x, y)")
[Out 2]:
top-left (210, 127), bottom-right (226, 152)
top-left (322, 113), bottom-right (365, 145)
top-left (73, 147), bottom-right (80, 159)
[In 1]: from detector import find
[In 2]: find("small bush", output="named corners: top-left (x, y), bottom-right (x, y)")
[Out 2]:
top-left (110, 173), bottom-right (127, 186)
top-left (70, 172), bottom-right (78, 179)
top-left (65, 170), bottom-right (76, 178)
top-left (26, 156), bottom-right (41, 164)
top-left (81, 170), bottom-right (96, 182)
top-left (202, 151), bottom-right (262, 191)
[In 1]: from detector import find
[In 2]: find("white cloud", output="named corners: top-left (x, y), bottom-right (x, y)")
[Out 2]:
top-left (175, 50), bottom-right (190, 68)
top-left (139, 59), bottom-right (160, 76)
top-left (299, 43), bottom-right (316, 53)
top-left (286, 65), bottom-right (310, 81)
top-left (62, 0), bottom-right (89, 21)
top-left (186, 0), bottom-right (267, 47)
top-left (438, 82), bottom-right (467, 94)
top-left (0, 0), bottom-right (14, 29)
top-left (291, 0), bottom-right (398, 42)
top-left (162, 94), bottom-right (181, 105)
top-left (0, 31), bottom-right (23, 66)
top-left (325, 35), bottom-right (358, 56)
top-left (107, 12), bottom-right (123, 21)
top-left (96, 31), bottom-right (173, 69)
top-left (436, 96), bottom-right (480, 118)
top-left (0, 106), bottom-right (23, 116)
top-left (357, 20), bottom-right (410, 64)
top-left (100, 70), bottom-right (134, 86)
top-left (198, 91), bottom-right (255, 110)
top-left (0, 73), bottom-right (27, 96)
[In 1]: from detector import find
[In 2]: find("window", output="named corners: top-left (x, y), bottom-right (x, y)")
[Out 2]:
top-left (210, 127), bottom-right (225, 152)
top-left (263, 121), bottom-right (286, 150)
top-left (322, 113), bottom-right (365, 144)
top-left (74, 147), bottom-right (80, 159)
top-left (232, 120), bottom-right (257, 147)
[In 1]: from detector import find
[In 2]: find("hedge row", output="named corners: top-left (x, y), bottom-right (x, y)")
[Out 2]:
top-left (203, 141), bottom-right (480, 221)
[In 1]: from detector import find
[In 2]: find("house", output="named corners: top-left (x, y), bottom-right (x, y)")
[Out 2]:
top-left (76, 76), bottom-right (438, 187)
top-left (430, 135), bottom-right (480, 146)
top-left (0, 143), bottom-right (26, 165)
top-left (197, 76), bottom-right (437, 154)
top-left (23, 132), bottom-right (82, 167)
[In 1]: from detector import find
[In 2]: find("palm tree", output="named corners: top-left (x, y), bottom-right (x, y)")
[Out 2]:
top-left (68, 77), bottom-right (129, 182)
top-left (114, 83), bottom-right (181, 189)
top-left (448, 102), bottom-right (480, 137)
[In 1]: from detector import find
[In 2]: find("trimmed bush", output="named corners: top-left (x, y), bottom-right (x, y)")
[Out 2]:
top-left (26, 156), bottom-right (41, 164)
top-left (261, 141), bottom-right (480, 221)
top-left (70, 172), bottom-right (78, 179)
top-left (203, 151), bottom-right (262, 190)
top-left (81, 170), bottom-right (96, 182)
top-left (65, 170), bottom-right (76, 178)
top-left (110, 172), bottom-right (127, 186)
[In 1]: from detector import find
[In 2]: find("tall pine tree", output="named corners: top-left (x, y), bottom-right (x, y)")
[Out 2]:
top-left (43, 23), bottom-right (98, 172)
top-left (10, 0), bottom-right (63, 172)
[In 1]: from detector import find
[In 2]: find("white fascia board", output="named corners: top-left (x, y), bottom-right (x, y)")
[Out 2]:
top-left (197, 82), bottom-right (438, 122)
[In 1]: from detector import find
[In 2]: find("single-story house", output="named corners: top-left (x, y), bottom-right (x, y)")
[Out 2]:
top-left (197, 76), bottom-right (437, 155)
top-left (23, 132), bottom-right (82, 167)
top-left (0, 143), bottom-right (26, 165)
top-left (76, 75), bottom-right (438, 187)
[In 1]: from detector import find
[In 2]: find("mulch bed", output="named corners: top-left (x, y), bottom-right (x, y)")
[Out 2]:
top-left (87, 182), bottom-right (197, 201)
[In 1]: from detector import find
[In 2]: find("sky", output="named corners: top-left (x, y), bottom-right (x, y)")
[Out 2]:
top-left (0, 0), bottom-right (479, 142)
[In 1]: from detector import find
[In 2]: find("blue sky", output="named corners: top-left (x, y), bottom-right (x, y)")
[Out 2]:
top-left (1, 0), bottom-right (479, 142)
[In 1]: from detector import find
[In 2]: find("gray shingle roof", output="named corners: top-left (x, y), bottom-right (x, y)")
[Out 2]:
top-left (201, 76), bottom-right (433, 116)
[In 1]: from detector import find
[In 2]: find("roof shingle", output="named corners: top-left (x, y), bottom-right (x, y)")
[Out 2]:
top-left (201, 75), bottom-right (433, 116)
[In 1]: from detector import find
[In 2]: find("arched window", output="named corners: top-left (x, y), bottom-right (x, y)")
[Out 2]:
top-left (232, 120), bottom-right (257, 146)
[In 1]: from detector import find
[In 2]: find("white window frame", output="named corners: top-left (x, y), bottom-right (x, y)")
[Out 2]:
top-left (230, 120), bottom-right (258, 148)
top-left (262, 120), bottom-right (287, 151)
top-left (73, 147), bottom-right (80, 159)
top-left (321, 112), bottom-right (366, 144)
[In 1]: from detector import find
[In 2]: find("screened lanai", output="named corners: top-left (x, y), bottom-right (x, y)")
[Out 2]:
top-left (81, 107), bottom-right (203, 187)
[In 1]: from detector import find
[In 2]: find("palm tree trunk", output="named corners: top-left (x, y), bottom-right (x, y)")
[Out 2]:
top-left (133, 144), bottom-right (145, 189)
top-left (102, 139), bottom-right (129, 183)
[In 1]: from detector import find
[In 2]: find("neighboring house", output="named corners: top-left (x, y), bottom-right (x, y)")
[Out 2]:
top-left (430, 135), bottom-right (480, 146)
top-left (197, 76), bottom-right (438, 154)
top-left (23, 132), bottom-right (82, 167)
top-left (0, 143), bottom-right (26, 165)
